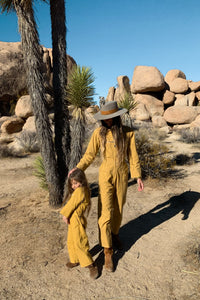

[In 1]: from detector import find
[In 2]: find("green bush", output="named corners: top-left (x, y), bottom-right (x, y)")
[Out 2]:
top-left (33, 156), bottom-right (48, 190)
top-left (135, 130), bottom-right (175, 179)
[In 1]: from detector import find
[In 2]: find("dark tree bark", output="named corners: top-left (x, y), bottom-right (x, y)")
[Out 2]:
top-left (50, 0), bottom-right (71, 192)
top-left (15, 1), bottom-right (62, 206)
top-left (69, 116), bottom-right (85, 171)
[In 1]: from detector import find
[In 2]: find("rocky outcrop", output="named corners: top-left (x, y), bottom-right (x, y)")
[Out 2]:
top-left (163, 106), bottom-right (200, 124)
top-left (164, 69), bottom-right (186, 85)
top-left (131, 66), bottom-right (165, 93)
top-left (168, 78), bottom-right (189, 94)
top-left (0, 42), bottom-right (26, 101)
top-left (162, 90), bottom-right (175, 105)
top-left (106, 66), bottom-right (200, 130)
top-left (15, 95), bottom-right (33, 118)
top-left (114, 76), bottom-right (130, 101)
top-left (129, 102), bottom-right (150, 121)
top-left (135, 94), bottom-right (164, 117)
top-left (106, 87), bottom-right (115, 102)
top-left (1, 116), bottom-right (25, 134)
top-left (0, 41), bottom-right (76, 116)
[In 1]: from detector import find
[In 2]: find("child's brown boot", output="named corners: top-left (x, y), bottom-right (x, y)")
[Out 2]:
top-left (104, 247), bottom-right (114, 272)
top-left (66, 262), bottom-right (79, 269)
top-left (87, 263), bottom-right (99, 279)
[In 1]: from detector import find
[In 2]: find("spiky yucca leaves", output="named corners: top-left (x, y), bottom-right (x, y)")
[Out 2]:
top-left (67, 65), bottom-right (95, 108)
top-left (66, 66), bottom-right (95, 170)
top-left (118, 92), bottom-right (137, 111)
top-left (0, 0), bottom-right (14, 12)
top-left (33, 156), bottom-right (48, 191)
top-left (0, 0), bottom-right (47, 12)
top-left (118, 92), bottom-right (137, 127)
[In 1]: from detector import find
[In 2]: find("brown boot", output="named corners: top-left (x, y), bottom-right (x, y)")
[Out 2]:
top-left (112, 233), bottom-right (123, 250)
top-left (104, 247), bottom-right (114, 272)
top-left (87, 263), bottom-right (99, 279)
top-left (66, 262), bottom-right (79, 269)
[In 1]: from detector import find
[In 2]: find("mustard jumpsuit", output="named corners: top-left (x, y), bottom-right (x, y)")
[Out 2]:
top-left (76, 126), bottom-right (141, 248)
top-left (60, 186), bottom-right (93, 267)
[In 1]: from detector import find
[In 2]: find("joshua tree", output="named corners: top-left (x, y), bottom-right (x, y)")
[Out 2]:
top-left (49, 0), bottom-right (71, 190)
top-left (0, 0), bottom-right (62, 206)
top-left (66, 65), bottom-right (95, 170)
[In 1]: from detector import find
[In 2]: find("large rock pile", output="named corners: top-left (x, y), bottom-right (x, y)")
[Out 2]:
top-left (0, 41), bottom-right (77, 154)
top-left (106, 66), bottom-right (200, 130)
top-left (1, 41), bottom-right (200, 154)
top-left (0, 41), bottom-right (76, 115)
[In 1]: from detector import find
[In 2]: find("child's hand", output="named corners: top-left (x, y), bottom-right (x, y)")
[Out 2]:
top-left (137, 178), bottom-right (144, 192)
top-left (66, 218), bottom-right (70, 225)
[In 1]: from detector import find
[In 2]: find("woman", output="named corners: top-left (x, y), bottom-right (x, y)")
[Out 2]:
top-left (69, 101), bottom-right (144, 272)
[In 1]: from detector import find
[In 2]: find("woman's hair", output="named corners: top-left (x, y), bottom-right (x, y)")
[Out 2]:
top-left (63, 168), bottom-right (90, 204)
top-left (99, 116), bottom-right (126, 164)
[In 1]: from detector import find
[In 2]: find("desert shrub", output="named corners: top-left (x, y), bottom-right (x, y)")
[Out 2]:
top-left (33, 156), bottom-right (48, 190)
top-left (16, 130), bottom-right (40, 153)
top-left (135, 130), bottom-right (175, 179)
top-left (178, 128), bottom-right (200, 144)
top-left (134, 126), bottom-right (168, 142)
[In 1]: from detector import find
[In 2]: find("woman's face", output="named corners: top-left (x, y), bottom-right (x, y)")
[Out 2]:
top-left (103, 118), bottom-right (113, 128)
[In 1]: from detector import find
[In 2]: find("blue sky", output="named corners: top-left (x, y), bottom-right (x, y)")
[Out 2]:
top-left (0, 0), bottom-right (200, 104)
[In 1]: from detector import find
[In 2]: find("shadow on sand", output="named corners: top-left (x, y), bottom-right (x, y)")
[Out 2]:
top-left (92, 190), bottom-right (200, 274)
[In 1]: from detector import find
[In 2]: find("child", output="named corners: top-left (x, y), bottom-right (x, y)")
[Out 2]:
top-left (60, 168), bottom-right (98, 279)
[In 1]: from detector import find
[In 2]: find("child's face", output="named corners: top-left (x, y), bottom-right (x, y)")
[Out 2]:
top-left (71, 179), bottom-right (81, 190)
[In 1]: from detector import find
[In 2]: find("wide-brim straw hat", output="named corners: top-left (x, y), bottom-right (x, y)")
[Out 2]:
top-left (94, 101), bottom-right (127, 120)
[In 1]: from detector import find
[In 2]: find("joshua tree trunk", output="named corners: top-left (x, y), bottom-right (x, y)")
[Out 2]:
top-left (15, 1), bottom-right (62, 206)
top-left (69, 117), bottom-right (85, 171)
top-left (50, 0), bottom-right (71, 190)
top-left (122, 112), bottom-right (132, 128)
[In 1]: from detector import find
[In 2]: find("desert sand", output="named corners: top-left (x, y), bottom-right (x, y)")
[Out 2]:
top-left (0, 133), bottom-right (200, 300)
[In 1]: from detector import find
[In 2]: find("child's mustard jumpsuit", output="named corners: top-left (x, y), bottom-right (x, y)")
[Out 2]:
top-left (76, 126), bottom-right (141, 248)
top-left (60, 186), bottom-right (93, 267)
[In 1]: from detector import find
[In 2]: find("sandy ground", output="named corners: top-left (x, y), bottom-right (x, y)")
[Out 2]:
top-left (0, 133), bottom-right (200, 300)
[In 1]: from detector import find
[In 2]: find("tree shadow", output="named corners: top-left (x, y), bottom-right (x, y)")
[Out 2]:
top-left (113, 190), bottom-right (200, 270)
top-left (192, 152), bottom-right (200, 162)
top-left (89, 182), bottom-right (99, 198)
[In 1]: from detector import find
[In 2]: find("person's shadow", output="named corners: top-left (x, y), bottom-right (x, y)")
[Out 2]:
top-left (91, 190), bottom-right (200, 274)
top-left (113, 190), bottom-right (200, 269)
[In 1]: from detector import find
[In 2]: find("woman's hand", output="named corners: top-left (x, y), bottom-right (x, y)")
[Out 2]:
top-left (63, 216), bottom-right (70, 224)
top-left (68, 167), bottom-right (77, 178)
top-left (137, 178), bottom-right (144, 192)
